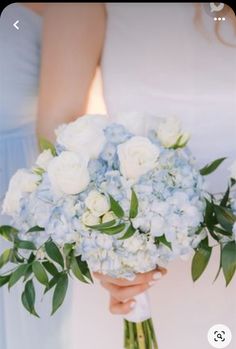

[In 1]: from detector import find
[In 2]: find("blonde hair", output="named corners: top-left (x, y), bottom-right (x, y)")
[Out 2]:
top-left (193, 3), bottom-right (236, 47)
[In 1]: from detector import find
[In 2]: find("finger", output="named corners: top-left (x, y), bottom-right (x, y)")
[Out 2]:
top-left (94, 266), bottom-right (167, 286)
top-left (109, 297), bottom-right (136, 315)
top-left (101, 280), bottom-right (152, 302)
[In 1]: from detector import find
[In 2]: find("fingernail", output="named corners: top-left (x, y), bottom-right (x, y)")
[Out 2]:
top-left (130, 301), bottom-right (136, 309)
top-left (153, 272), bottom-right (162, 280)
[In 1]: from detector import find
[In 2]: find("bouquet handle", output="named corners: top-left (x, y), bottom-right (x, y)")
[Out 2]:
top-left (123, 292), bottom-right (158, 349)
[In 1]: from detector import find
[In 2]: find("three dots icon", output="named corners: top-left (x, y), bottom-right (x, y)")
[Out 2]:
top-left (213, 17), bottom-right (226, 21)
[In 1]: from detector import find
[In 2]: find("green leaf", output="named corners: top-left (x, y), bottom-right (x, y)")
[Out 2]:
top-left (0, 274), bottom-right (11, 287)
top-left (75, 256), bottom-right (93, 283)
top-left (214, 205), bottom-right (236, 233)
top-left (33, 167), bottom-right (45, 176)
top-left (45, 240), bottom-right (64, 268)
top-left (222, 242), bottom-right (236, 286)
top-left (109, 195), bottom-right (124, 218)
top-left (15, 239), bottom-right (37, 251)
top-left (71, 256), bottom-right (89, 283)
top-left (98, 223), bottom-right (126, 235)
top-left (204, 199), bottom-right (217, 229)
top-left (0, 225), bottom-right (18, 242)
top-left (213, 226), bottom-right (231, 236)
top-left (39, 138), bottom-right (57, 156)
top-left (63, 243), bottom-right (74, 257)
top-left (21, 280), bottom-right (39, 317)
top-left (129, 188), bottom-right (139, 219)
top-left (44, 273), bottom-right (61, 294)
top-left (87, 220), bottom-right (116, 230)
top-left (32, 261), bottom-right (49, 286)
top-left (51, 273), bottom-right (68, 315)
top-left (27, 226), bottom-right (44, 233)
top-left (155, 235), bottom-right (172, 250)
top-left (200, 157), bottom-right (226, 176)
top-left (23, 265), bottom-right (33, 282)
top-left (191, 239), bottom-right (212, 282)
top-left (0, 249), bottom-right (12, 269)
top-left (8, 264), bottom-right (29, 289)
top-left (214, 245), bottom-right (222, 283)
top-left (220, 186), bottom-right (230, 207)
top-left (119, 224), bottom-right (136, 240)
top-left (42, 261), bottom-right (58, 276)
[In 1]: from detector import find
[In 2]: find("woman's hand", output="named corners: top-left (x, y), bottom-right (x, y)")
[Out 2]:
top-left (94, 267), bottom-right (167, 314)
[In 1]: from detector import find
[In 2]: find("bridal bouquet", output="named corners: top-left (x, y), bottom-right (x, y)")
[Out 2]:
top-left (1, 114), bottom-right (235, 349)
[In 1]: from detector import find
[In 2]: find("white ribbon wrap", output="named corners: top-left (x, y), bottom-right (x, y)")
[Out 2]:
top-left (124, 292), bottom-right (151, 323)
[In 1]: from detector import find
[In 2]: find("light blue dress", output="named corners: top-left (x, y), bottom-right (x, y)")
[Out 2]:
top-left (0, 4), bottom-right (75, 348)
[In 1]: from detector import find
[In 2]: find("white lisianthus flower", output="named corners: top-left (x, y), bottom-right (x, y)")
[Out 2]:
top-left (2, 169), bottom-right (40, 215)
top-left (229, 161), bottom-right (236, 180)
top-left (102, 211), bottom-right (116, 223)
top-left (157, 116), bottom-right (189, 148)
top-left (47, 151), bottom-right (90, 195)
top-left (117, 136), bottom-right (160, 181)
top-left (55, 114), bottom-right (109, 159)
top-left (35, 149), bottom-right (54, 170)
top-left (82, 211), bottom-right (101, 226)
top-left (85, 190), bottom-right (110, 217)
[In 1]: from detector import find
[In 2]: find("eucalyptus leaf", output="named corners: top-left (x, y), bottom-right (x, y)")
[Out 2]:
top-left (109, 195), bottom-right (124, 218)
top-left (51, 273), bottom-right (68, 315)
top-left (222, 242), bottom-right (236, 286)
top-left (129, 188), bottom-right (139, 219)
top-left (32, 261), bottom-right (49, 286)
top-left (45, 240), bottom-right (64, 268)
top-left (200, 157), bottom-right (226, 176)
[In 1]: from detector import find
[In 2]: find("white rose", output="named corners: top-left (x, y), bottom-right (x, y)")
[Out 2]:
top-left (117, 136), bottom-right (160, 181)
top-left (229, 161), bottom-right (236, 180)
top-left (157, 116), bottom-right (189, 148)
top-left (47, 151), bottom-right (90, 195)
top-left (35, 149), bottom-right (54, 170)
top-left (2, 169), bottom-right (40, 215)
top-left (82, 211), bottom-right (100, 226)
top-left (113, 112), bottom-right (160, 136)
top-left (102, 211), bottom-right (116, 223)
top-left (55, 114), bottom-right (109, 159)
top-left (85, 190), bottom-right (110, 217)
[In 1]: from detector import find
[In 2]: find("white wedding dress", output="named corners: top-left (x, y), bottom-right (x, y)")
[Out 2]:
top-left (99, 3), bottom-right (236, 349)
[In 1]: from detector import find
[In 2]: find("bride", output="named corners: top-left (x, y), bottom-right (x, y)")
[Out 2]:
top-left (98, 3), bottom-right (236, 349)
